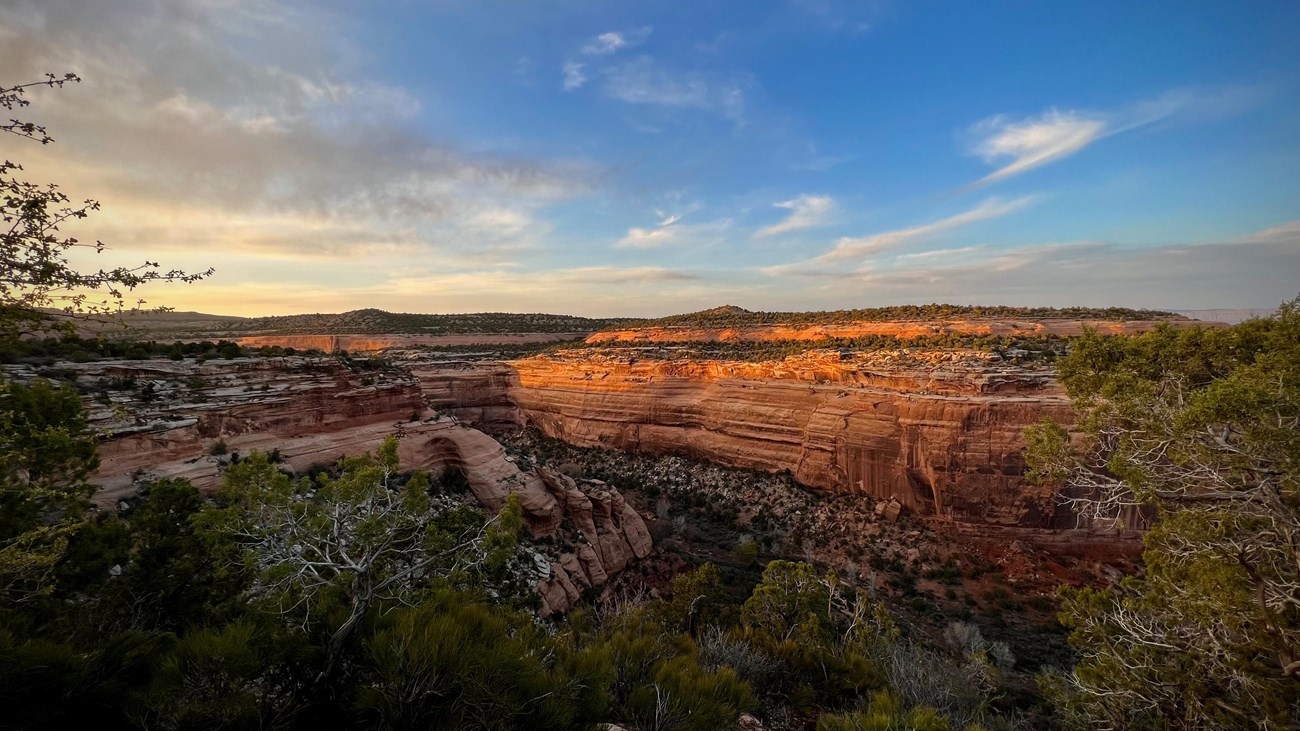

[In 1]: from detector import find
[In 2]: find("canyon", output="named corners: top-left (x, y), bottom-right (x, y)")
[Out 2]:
top-left (6, 309), bottom-right (1199, 617)
top-left (9, 314), bottom-right (1186, 562)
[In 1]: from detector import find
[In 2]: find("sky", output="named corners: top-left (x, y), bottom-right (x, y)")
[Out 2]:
top-left (2, 0), bottom-right (1299, 317)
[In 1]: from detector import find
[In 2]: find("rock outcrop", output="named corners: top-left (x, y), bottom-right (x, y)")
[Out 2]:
top-left (398, 422), bottom-right (652, 616)
top-left (3, 356), bottom-right (651, 617)
top-left (4, 356), bottom-right (428, 502)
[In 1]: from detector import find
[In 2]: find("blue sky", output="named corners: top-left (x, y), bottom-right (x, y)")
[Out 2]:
top-left (3, 0), bottom-right (1298, 315)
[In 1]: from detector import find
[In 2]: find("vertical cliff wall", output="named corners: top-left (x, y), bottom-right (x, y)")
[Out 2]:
top-left (497, 352), bottom-right (1076, 529)
top-left (409, 360), bottom-right (524, 429)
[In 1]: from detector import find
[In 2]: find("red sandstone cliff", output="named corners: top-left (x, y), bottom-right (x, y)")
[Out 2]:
top-left (409, 359), bottom-right (524, 429)
top-left (2, 356), bottom-right (650, 616)
top-left (486, 349), bottom-right (1081, 530)
top-left (12, 340), bottom-right (1128, 546)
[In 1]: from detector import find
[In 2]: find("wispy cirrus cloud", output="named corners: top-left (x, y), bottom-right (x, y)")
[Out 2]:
top-left (893, 244), bottom-right (987, 262)
top-left (969, 110), bottom-right (1107, 186)
top-left (967, 87), bottom-right (1271, 188)
top-left (558, 266), bottom-right (698, 283)
top-left (615, 213), bottom-right (732, 249)
top-left (603, 56), bottom-right (749, 124)
top-left (763, 196), bottom-right (1034, 276)
top-left (755, 194), bottom-right (834, 238)
top-left (786, 0), bottom-right (879, 33)
top-left (838, 222), bottom-right (1300, 309)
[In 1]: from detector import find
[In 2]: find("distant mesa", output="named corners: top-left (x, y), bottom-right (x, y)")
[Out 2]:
top-left (48, 303), bottom-right (1246, 348)
top-left (619, 303), bottom-right (1189, 330)
top-left (1175, 308), bottom-right (1277, 324)
top-left (53, 307), bottom-right (635, 341)
top-left (584, 303), bottom-right (1212, 344)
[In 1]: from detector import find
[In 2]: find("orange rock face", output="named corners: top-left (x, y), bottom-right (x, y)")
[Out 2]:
top-left (492, 350), bottom-right (1080, 529)
top-left (587, 317), bottom-right (1214, 344)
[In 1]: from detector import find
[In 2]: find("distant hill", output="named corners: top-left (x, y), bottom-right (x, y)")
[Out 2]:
top-left (50, 303), bottom-right (1228, 340)
top-left (233, 309), bottom-right (637, 335)
top-left (55, 308), bottom-right (639, 338)
top-left (1175, 308), bottom-right (1277, 324)
top-left (42, 308), bottom-right (246, 337)
top-left (616, 303), bottom-right (1186, 330)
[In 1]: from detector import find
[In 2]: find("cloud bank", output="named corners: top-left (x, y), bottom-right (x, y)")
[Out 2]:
top-left (1, 0), bottom-right (592, 281)
top-left (839, 223), bottom-right (1300, 309)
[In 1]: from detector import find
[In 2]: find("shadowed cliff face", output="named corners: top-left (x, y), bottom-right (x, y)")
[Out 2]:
top-left (492, 351), bottom-right (1080, 530)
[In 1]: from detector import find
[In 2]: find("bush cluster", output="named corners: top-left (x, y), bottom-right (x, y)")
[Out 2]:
top-left (0, 336), bottom-right (325, 365)
top-left (571, 333), bottom-right (1067, 363)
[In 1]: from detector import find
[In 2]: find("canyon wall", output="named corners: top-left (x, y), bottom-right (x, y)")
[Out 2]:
top-left (476, 351), bottom-right (1088, 530)
top-left (13, 344), bottom-right (1127, 541)
top-left (1, 357), bottom-right (431, 503)
top-left (409, 360), bottom-right (524, 429)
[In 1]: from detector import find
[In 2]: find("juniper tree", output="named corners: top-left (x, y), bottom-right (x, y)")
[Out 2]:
top-left (1, 74), bottom-right (210, 601)
top-left (1, 74), bottom-right (211, 338)
top-left (211, 438), bottom-right (524, 682)
top-left (1029, 299), bottom-right (1300, 729)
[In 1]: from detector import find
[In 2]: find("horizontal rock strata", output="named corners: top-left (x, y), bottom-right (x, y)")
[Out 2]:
top-left (408, 360), bottom-right (524, 429)
top-left (5, 356), bottom-right (650, 616)
top-left (492, 350), bottom-right (1083, 529)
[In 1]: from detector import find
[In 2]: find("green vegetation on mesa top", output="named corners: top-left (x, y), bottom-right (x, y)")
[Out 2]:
top-left (76, 304), bottom-right (1185, 340)
top-left (571, 333), bottom-right (1069, 363)
top-left (75, 308), bottom-right (640, 337)
top-left (614, 303), bottom-right (1184, 330)
top-left (238, 308), bottom-right (634, 334)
